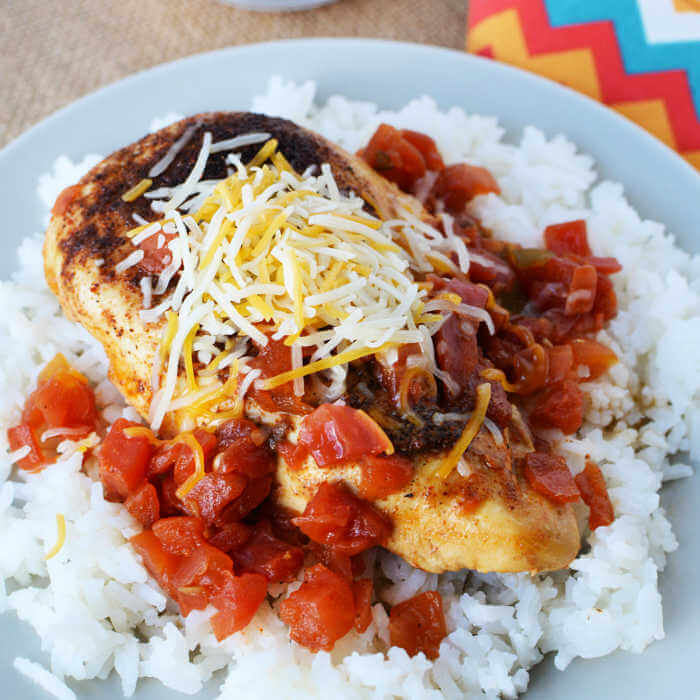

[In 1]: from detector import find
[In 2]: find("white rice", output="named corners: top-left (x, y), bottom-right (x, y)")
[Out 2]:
top-left (0, 78), bottom-right (697, 698)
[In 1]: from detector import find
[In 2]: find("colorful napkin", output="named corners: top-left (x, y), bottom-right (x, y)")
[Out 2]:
top-left (467, 0), bottom-right (700, 170)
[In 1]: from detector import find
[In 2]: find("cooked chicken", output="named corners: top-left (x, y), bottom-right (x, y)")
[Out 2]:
top-left (43, 112), bottom-right (579, 575)
top-left (43, 112), bottom-right (424, 431)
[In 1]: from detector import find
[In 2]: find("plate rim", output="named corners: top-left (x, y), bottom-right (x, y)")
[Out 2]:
top-left (1, 37), bottom-right (698, 186)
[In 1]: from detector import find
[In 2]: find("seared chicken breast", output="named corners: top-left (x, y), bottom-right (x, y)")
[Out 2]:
top-left (43, 113), bottom-right (579, 575)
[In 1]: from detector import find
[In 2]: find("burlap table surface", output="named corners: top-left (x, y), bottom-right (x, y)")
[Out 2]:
top-left (0, 0), bottom-right (467, 149)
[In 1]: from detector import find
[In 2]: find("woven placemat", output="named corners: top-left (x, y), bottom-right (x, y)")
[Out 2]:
top-left (0, 0), bottom-right (467, 149)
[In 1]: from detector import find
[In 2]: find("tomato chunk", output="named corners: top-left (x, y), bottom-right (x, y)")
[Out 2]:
top-left (209, 571), bottom-right (268, 641)
top-left (547, 344), bottom-right (574, 384)
top-left (232, 522), bottom-right (304, 582)
top-left (99, 419), bottom-right (154, 500)
top-left (152, 516), bottom-right (206, 556)
top-left (125, 482), bottom-right (160, 528)
top-left (130, 530), bottom-right (181, 595)
top-left (215, 419), bottom-right (273, 479)
top-left (139, 230), bottom-right (177, 274)
top-left (358, 455), bottom-right (413, 501)
top-left (172, 544), bottom-right (233, 590)
top-left (544, 220), bottom-right (592, 258)
top-left (17, 355), bottom-right (98, 456)
top-left (279, 564), bottom-right (355, 652)
top-left (8, 423), bottom-right (44, 471)
top-left (575, 461), bottom-right (614, 530)
top-left (183, 472), bottom-right (248, 526)
top-left (565, 264), bottom-right (597, 316)
top-left (358, 123), bottom-right (427, 191)
top-left (522, 452), bottom-right (580, 504)
top-left (399, 130), bottom-right (444, 172)
top-left (293, 482), bottom-right (392, 556)
top-left (207, 521), bottom-right (253, 553)
top-left (389, 591), bottom-right (447, 660)
top-left (352, 579), bottom-right (374, 633)
top-left (430, 163), bottom-right (500, 214)
top-left (297, 404), bottom-right (393, 468)
top-left (529, 379), bottom-right (584, 435)
top-left (570, 339), bottom-right (617, 381)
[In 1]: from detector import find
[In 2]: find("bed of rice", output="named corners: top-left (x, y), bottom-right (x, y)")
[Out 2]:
top-left (0, 78), bottom-right (698, 700)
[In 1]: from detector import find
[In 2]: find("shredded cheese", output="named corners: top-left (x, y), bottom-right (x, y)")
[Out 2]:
top-left (117, 135), bottom-right (470, 429)
top-left (174, 433), bottom-right (207, 499)
top-left (45, 514), bottom-right (66, 560)
top-left (434, 383), bottom-right (492, 479)
top-left (261, 343), bottom-right (392, 390)
top-left (122, 178), bottom-right (153, 202)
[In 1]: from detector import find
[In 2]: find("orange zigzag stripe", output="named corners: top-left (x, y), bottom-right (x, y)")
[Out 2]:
top-left (468, 7), bottom-right (700, 168)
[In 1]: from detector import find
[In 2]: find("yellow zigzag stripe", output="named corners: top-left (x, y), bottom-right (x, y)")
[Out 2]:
top-left (468, 9), bottom-right (602, 100)
top-left (469, 8), bottom-right (699, 169)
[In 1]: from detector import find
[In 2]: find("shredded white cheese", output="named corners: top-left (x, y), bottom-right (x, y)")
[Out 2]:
top-left (119, 136), bottom-right (476, 430)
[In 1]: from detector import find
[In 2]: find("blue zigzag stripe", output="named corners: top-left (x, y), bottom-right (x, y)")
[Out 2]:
top-left (543, 0), bottom-right (700, 115)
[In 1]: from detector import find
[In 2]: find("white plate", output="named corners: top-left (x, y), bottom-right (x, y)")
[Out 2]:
top-left (1, 39), bottom-right (698, 700)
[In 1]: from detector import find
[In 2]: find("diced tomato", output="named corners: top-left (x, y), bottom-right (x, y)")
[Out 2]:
top-left (293, 482), bottom-right (392, 556)
top-left (149, 429), bottom-right (217, 484)
top-left (209, 571), bottom-right (268, 641)
top-left (529, 379), bottom-right (584, 435)
top-left (510, 343), bottom-right (549, 395)
top-left (279, 564), bottom-right (355, 652)
top-left (248, 337), bottom-right (312, 415)
top-left (125, 482), bottom-right (160, 528)
top-left (183, 472), bottom-right (248, 526)
top-left (429, 163), bottom-right (500, 214)
top-left (171, 544), bottom-right (233, 589)
top-left (52, 184), bottom-right (82, 217)
top-left (570, 339), bottom-right (617, 380)
top-left (277, 441), bottom-right (309, 470)
top-left (130, 530), bottom-right (182, 595)
top-left (389, 591), bottom-right (447, 660)
top-left (358, 123), bottom-right (427, 191)
top-left (352, 579), bottom-right (373, 633)
top-left (565, 264), bottom-right (597, 316)
top-left (139, 230), bottom-right (177, 274)
top-left (522, 452), bottom-right (580, 504)
top-left (544, 220), bottom-right (592, 258)
top-left (99, 419), bottom-right (154, 500)
top-left (594, 274), bottom-right (617, 319)
top-left (214, 419), bottom-right (273, 479)
top-left (158, 475), bottom-right (183, 517)
top-left (308, 542), bottom-right (354, 579)
top-left (152, 516), bottom-right (206, 556)
top-left (21, 354), bottom-right (97, 436)
top-left (7, 423), bottom-right (44, 471)
top-left (575, 461), bottom-right (614, 530)
top-left (358, 454), bottom-right (413, 501)
top-left (435, 314), bottom-right (479, 394)
top-left (466, 248), bottom-right (516, 293)
top-left (232, 522), bottom-right (304, 582)
top-left (222, 475), bottom-right (273, 523)
top-left (587, 256), bottom-right (622, 275)
top-left (207, 521), bottom-right (252, 553)
top-left (547, 344), bottom-right (574, 384)
top-left (297, 404), bottom-right (393, 468)
top-left (399, 130), bottom-right (444, 172)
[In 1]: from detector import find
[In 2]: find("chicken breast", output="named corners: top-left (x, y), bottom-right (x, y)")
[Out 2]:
top-left (43, 112), bottom-right (425, 430)
top-left (43, 112), bottom-right (579, 575)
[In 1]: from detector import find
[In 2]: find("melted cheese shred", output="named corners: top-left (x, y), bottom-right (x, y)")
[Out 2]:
top-left (123, 136), bottom-right (469, 430)
top-left (45, 514), bottom-right (66, 561)
top-left (434, 383), bottom-right (492, 480)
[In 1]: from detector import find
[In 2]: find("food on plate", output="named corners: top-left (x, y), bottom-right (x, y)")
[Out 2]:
top-left (1, 81), bottom-right (694, 700)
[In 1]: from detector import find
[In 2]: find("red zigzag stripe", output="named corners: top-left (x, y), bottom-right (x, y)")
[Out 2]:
top-left (468, 0), bottom-right (700, 151)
